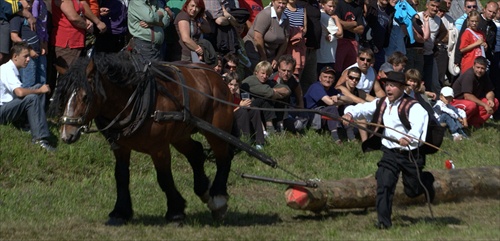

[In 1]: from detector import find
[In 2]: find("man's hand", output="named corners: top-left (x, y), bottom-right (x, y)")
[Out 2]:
top-left (399, 137), bottom-right (411, 147)
top-left (341, 113), bottom-right (352, 126)
top-left (484, 105), bottom-right (494, 114)
top-left (100, 7), bottom-right (110, 17)
top-left (85, 19), bottom-right (94, 33)
top-left (39, 84), bottom-right (51, 94)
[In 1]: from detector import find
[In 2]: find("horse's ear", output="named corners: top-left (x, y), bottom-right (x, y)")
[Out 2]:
top-left (54, 64), bottom-right (67, 75)
top-left (86, 58), bottom-right (94, 77)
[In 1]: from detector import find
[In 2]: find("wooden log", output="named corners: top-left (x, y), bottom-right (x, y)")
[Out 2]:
top-left (285, 167), bottom-right (500, 213)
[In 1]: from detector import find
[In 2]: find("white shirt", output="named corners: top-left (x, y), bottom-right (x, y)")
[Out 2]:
top-left (317, 10), bottom-right (339, 63)
top-left (433, 100), bottom-right (467, 121)
top-left (346, 63), bottom-right (376, 93)
top-left (345, 95), bottom-right (429, 150)
top-left (0, 60), bottom-right (22, 106)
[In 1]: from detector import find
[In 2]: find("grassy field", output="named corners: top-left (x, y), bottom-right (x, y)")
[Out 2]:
top-left (1, 119), bottom-right (499, 240)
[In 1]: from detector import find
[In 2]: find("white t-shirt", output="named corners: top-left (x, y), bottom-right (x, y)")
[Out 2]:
top-left (317, 10), bottom-right (339, 63)
top-left (346, 63), bottom-right (376, 93)
top-left (0, 60), bottom-right (22, 106)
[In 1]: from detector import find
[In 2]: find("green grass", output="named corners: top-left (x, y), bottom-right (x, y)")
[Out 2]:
top-left (1, 120), bottom-right (499, 240)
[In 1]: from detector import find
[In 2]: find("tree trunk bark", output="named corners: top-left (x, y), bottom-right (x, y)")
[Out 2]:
top-left (285, 167), bottom-right (500, 213)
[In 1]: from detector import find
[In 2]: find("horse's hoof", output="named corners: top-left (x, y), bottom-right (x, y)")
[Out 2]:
top-left (166, 213), bottom-right (185, 227)
top-left (208, 195), bottom-right (229, 221)
top-left (211, 204), bottom-right (228, 221)
top-left (200, 190), bottom-right (210, 204)
top-left (105, 217), bottom-right (128, 226)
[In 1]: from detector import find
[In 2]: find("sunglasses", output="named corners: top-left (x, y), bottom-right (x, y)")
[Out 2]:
top-left (226, 65), bottom-right (237, 70)
top-left (359, 57), bottom-right (372, 62)
top-left (466, 5), bottom-right (477, 8)
top-left (348, 75), bottom-right (361, 81)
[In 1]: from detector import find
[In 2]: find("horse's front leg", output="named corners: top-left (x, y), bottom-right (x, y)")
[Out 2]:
top-left (204, 133), bottom-right (233, 220)
top-left (106, 148), bottom-right (134, 226)
top-left (151, 148), bottom-right (187, 225)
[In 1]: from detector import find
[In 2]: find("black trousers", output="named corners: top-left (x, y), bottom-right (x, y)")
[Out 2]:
top-left (376, 146), bottom-right (433, 227)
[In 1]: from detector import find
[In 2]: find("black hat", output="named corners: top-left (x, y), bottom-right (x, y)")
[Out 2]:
top-left (380, 71), bottom-right (408, 86)
top-left (320, 66), bottom-right (336, 75)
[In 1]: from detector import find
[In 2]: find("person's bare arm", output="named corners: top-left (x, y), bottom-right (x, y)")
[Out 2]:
top-left (14, 84), bottom-right (51, 98)
top-left (178, 20), bottom-right (203, 55)
top-left (254, 31), bottom-right (267, 61)
top-left (272, 38), bottom-right (289, 68)
top-left (58, 0), bottom-right (87, 30)
top-left (464, 92), bottom-right (493, 113)
top-left (81, 0), bottom-right (106, 32)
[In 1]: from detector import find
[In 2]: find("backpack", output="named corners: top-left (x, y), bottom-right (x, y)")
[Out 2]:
top-left (361, 95), bottom-right (445, 155)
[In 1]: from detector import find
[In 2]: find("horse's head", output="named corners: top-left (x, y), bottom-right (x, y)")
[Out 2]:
top-left (55, 58), bottom-right (105, 144)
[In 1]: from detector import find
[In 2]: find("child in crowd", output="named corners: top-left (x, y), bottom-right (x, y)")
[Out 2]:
top-left (224, 72), bottom-right (265, 149)
top-left (433, 87), bottom-right (468, 141)
top-left (459, 10), bottom-right (486, 74)
top-left (316, 0), bottom-right (343, 77)
top-left (405, 69), bottom-right (436, 104)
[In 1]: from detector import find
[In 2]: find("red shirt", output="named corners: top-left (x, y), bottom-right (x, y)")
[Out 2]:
top-left (51, 0), bottom-right (85, 49)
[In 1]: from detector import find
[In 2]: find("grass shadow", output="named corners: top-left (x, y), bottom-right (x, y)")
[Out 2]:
top-left (292, 208), bottom-right (371, 221)
top-left (396, 215), bottom-right (463, 227)
top-left (130, 210), bottom-right (282, 227)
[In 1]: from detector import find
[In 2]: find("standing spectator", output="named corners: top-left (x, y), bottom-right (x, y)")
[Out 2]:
top-left (284, 0), bottom-right (307, 75)
top-left (51, 0), bottom-right (106, 70)
top-left (225, 72), bottom-right (266, 149)
top-left (128, 0), bottom-right (170, 62)
top-left (418, 0), bottom-right (447, 95)
top-left (239, 0), bottom-right (263, 30)
top-left (297, 0), bottom-right (321, 92)
top-left (243, 0), bottom-right (290, 70)
top-left (304, 66), bottom-right (353, 143)
top-left (404, 0), bottom-right (430, 81)
top-left (459, 10), bottom-right (485, 74)
top-left (451, 56), bottom-right (499, 127)
top-left (204, 0), bottom-right (241, 55)
top-left (174, 0), bottom-right (211, 62)
top-left (454, 0), bottom-right (479, 31)
top-left (363, 0), bottom-right (395, 71)
top-left (1, 0), bottom-right (36, 65)
top-left (316, 0), bottom-right (343, 77)
top-left (94, 0), bottom-right (129, 53)
top-left (333, 0), bottom-right (364, 75)
top-left (0, 42), bottom-right (55, 151)
top-left (9, 1), bottom-right (45, 88)
top-left (433, 86), bottom-right (468, 141)
top-left (384, 0), bottom-right (406, 60)
top-left (342, 71), bottom-right (435, 229)
top-left (435, 0), bottom-right (455, 86)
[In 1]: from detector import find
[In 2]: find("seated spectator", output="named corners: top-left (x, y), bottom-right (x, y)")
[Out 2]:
top-left (268, 55), bottom-right (305, 132)
top-left (241, 61), bottom-right (291, 133)
top-left (304, 66), bottom-right (354, 143)
top-left (335, 66), bottom-right (365, 141)
top-left (0, 42), bottom-right (55, 151)
top-left (405, 68), bottom-right (437, 105)
top-left (224, 72), bottom-right (265, 149)
top-left (336, 48), bottom-right (382, 103)
top-left (433, 86), bottom-right (468, 141)
top-left (451, 56), bottom-right (499, 127)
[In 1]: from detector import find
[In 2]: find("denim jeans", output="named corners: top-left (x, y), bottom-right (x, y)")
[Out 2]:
top-left (0, 84), bottom-right (50, 140)
top-left (440, 113), bottom-right (462, 134)
top-left (19, 55), bottom-right (47, 88)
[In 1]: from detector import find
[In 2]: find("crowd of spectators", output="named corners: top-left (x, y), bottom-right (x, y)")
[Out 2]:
top-left (1, 0), bottom-right (499, 151)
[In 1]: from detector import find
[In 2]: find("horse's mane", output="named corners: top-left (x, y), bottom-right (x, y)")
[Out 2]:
top-left (48, 52), bottom-right (148, 118)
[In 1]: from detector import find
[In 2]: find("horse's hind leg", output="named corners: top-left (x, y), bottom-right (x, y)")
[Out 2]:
top-left (151, 147), bottom-right (187, 224)
top-left (107, 148), bottom-right (134, 226)
top-left (172, 139), bottom-right (211, 203)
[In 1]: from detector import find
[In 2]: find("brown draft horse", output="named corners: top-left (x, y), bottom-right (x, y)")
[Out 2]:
top-left (49, 52), bottom-right (234, 225)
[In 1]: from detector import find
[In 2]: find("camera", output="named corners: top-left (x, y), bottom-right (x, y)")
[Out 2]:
top-left (240, 92), bottom-right (250, 100)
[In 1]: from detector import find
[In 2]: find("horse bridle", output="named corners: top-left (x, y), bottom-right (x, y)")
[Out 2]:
top-left (60, 89), bottom-right (93, 133)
